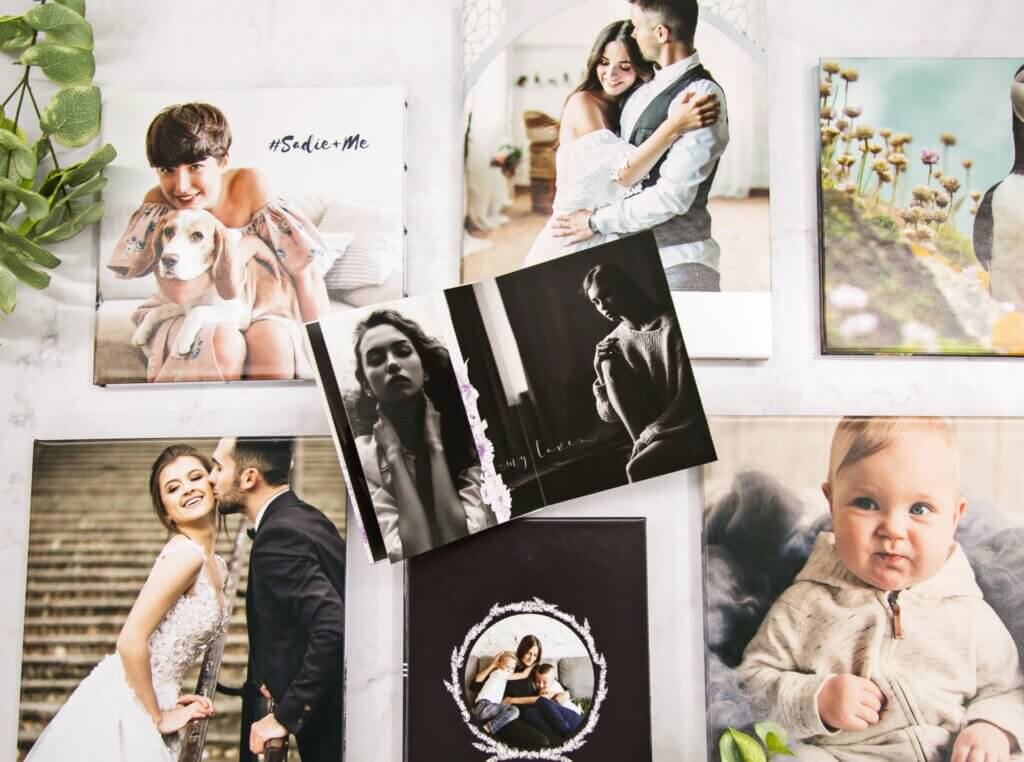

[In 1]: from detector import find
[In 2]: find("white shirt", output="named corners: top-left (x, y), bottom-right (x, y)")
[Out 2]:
top-left (476, 668), bottom-right (511, 705)
top-left (592, 51), bottom-right (729, 270)
top-left (252, 487), bottom-right (290, 534)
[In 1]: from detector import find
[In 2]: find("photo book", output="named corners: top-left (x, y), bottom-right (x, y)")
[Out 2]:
top-left (307, 232), bottom-right (716, 563)
top-left (17, 436), bottom-right (347, 760)
top-left (94, 86), bottom-right (405, 385)
top-left (702, 416), bottom-right (1024, 760)
top-left (405, 517), bottom-right (651, 761)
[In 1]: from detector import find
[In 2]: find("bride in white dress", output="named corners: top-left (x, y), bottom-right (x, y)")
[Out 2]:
top-left (26, 445), bottom-right (228, 761)
top-left (524, 19), bottom-right (719, 266)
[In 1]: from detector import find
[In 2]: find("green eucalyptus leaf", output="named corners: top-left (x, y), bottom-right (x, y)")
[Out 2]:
top-left (1, 250), bottom-right (49, 289)
top-left (0, 178), bottom-right (48, 219)
top-left (19, 43), bottom-right (95, 86)
top-left (0, 16), bottom-right (34, 51)
top-left (0, 223), bottom-right (60, 267)
top-left (62, 142), bottom-right (115, 186)
top-left (719, 728), bottom-right (767, 762)
top-left (0, 128), bottom-right (35, 179)
top-left (754, 722), bottom-right (794, 757)
top-left (40, 85), bottom-right (100, 147)
top-left (38, 167), bottom-right (68, 199)
top-left (54, 0), bottom-right (87, 17)
top-left (24, 4), bottom-right (93, 49)
top-left (0, 266), bottom-right (16, 315)
top-left (61, 171), bottom-right (104, 202)
top-left (22, 203), bottom-right (65, 237)
top-left (33, 200), bottom-right (101, 243)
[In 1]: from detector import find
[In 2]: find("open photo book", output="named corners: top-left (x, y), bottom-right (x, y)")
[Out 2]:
top-left (307, 232), bottom-right (716, 563)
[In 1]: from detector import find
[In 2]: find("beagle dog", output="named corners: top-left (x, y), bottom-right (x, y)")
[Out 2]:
top-left (129, 208), bottom-right (304, 359)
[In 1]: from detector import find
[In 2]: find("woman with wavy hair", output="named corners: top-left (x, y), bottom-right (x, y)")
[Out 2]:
top-left (26, 445), bottom-right (227, 761)
top-left (524, 19), bottom-right (720, 266)
top-left (349, 309), bottom-right (496, 560)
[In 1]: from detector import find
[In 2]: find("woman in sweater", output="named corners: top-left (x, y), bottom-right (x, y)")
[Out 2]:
top-left (585, 262), bottom-right (713, 481)
top-left (470, 635), bottom-right (552, 749)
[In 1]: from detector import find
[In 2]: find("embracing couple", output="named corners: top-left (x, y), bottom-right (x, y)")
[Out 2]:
top-left (525, 0), bottom-right (729, 292)
top-left (25, 438), bottom-right (346, 762)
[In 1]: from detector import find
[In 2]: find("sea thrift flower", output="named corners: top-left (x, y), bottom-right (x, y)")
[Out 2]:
top-left (821, 105), bottom-right (835, 120)
top-left (841, 68), bottom-right (859, 82)
top-left (912, 184), bottom-right (936, 203)
top-left (962, 159), bottom-right (973, 169)
top-left (940, 133), bottom-right (957, 147)
top-left (868, 143), bottom-right (883, 155)
top-left (941, 175), bottom-right (961, 194)
top-left (853, 124), bottom-right (874, 140)
top-left (971, 190), bottom-right (982, 202)
top-left (822, 61), bottom-right (841, 75)
top-left (844, 106), bottom-right (863, 119)
top-left (888, 153), bottom-right (908, 169)
top-left (934, 190), bottom-right (951, 208)
top-left (820, 80), bottom-right (833, 98)
top-left (920, 149), bottom-right (939, 166)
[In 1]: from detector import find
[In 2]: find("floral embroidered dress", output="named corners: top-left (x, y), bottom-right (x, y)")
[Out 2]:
top-left (25, 541), bottom-right (229, 761)
top-left (108, 199), bottom-right (330, 382)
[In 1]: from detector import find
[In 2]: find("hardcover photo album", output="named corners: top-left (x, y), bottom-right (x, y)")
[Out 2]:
top-left (404, 517), bottom-right (651, 762)
top-left (702, 416), bottom-right (1024, 761)
top-left (17, 437), bottom-right (347, 761)
top-left (818, 58), bottom-right (1024, 357)
top-left (460, 0), bottom-right (772, 359)
top-left (94, 86), bottom-right (406, 385)
top-left (307, 232), bottom-right (716, 563)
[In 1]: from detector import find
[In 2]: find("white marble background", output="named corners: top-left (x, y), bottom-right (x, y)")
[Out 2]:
top-left (0, 0), bottom-right (1022, 759)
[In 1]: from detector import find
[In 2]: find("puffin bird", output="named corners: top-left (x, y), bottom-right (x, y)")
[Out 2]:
top-left (975, 64), bottom-right (1024, 306)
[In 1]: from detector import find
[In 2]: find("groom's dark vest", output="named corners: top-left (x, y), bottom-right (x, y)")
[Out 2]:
top-left (627, 64), bottom-right (722, 248)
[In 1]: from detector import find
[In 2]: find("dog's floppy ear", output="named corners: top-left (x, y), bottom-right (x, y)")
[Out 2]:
top-left (211, 217), bottom-right (242, 299)
top-left (108, 217), bottom-right (163, 279)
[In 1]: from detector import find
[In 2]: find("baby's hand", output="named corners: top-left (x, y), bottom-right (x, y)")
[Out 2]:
top-left (951, 721), bottom-right (1013, 762)
top-left (817, 674), bottom-right (884, 731)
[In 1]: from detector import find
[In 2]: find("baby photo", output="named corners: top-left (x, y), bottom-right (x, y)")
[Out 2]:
top-left (405, 517), bottom-right (651, 761)
top-left (94, 87), bottom-right (405, 384)
top-left (703, 416), bottom-right (1024, 762)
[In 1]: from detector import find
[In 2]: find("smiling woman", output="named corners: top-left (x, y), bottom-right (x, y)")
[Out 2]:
top-left (346, 309), bottom-right (497, 561)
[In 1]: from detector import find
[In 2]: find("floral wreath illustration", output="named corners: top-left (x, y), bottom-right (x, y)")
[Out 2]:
top-left (443, 598), bottom-right (609, 762)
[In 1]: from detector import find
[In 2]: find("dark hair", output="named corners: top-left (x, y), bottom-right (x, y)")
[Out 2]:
top-left (534, 662), bottom-right (556, 677)
top-left (349, 310), bottom-right (477, 481)
top-left (581, 262), bottom-right (658, 321)
top-left (232, 437), bottom-right (294, 487)
top-left (149, 444), bottom-right (213, 532)
top-left (146, 102), bottom-right (232, 168)
top-left (569, 21), bottom-right (655, 130)
top-left (516, 634), bottom-right (544, 672)
top-left (628, 0), bottom-right (700, 48)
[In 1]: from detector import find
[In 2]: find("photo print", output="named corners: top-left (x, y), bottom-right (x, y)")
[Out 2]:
top-left (819, 58), bottom-right (1024, 356)
top-left (702, 416), bottom-right (1024, 761)
top-left (94, 87), bottom-right (405, 384)
top-left (307, 232), bottom-right (716, 562)
top-left (460, 0), bottom-right (772, 358)
top-left (18, 437), bottom-right (346, 761)
top-left (405, 518), bottom-right (651, 761)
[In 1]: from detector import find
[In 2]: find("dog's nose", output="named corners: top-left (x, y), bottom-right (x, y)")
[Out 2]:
top-left (162, 253), bottom-right (179, 268)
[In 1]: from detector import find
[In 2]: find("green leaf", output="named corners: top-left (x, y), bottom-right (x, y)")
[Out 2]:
top-left (62, 142), bottom-right (115, 186)
top-left (754, 722), bottom-right (794, 757)
top-left (0, 266), bottom-right (15, 315)
top-left (33, 200), bottom-right (101, 243)
top-left (0, 128), bottom-right (36, 179)
top-left (719, 728), bottom-right (767, 762)
top-left (0, 250), bottom-right (49, 289)
top-left (0, 223), bottom-right (60, 267)
top-left (38, 167), bottom-right (68, 199)
top-left (54, 0), bottom-right (87, 17)
top-left (24, 4), bottom-right (92, 49)
top-left (0, 178), bottom-right (48, 219)
top-left (54, 173), bottom-right (104, 207)
top-left (0, 15), bottom-right (34, 51)
top-left (40, 85), bottom-right (100, 147)
top-left (19, 43), bottom-right (95, 86)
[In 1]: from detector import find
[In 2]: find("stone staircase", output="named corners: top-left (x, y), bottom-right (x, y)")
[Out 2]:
top-left (18, 438), bottom-right (347, 760)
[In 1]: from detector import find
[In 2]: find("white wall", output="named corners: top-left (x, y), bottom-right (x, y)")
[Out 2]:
top-left (2, 1), bottom-right (1024, 761)
top-left (470, 613), bottom-right (589, 660)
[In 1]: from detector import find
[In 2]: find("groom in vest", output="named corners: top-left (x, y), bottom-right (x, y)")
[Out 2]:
top-left (211, 436), bottom-right (346, 762)
top-left (554, 0), bottom-right (729, 291)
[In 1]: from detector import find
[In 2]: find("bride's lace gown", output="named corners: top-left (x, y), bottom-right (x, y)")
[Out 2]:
top-left (26, 541), bottom-right (228, 761)
top-left (524, 129), bottom-right (639, 267)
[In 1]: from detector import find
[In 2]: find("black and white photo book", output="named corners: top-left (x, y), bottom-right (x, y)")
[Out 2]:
top-left (307, 232), bottom-right (716, 563)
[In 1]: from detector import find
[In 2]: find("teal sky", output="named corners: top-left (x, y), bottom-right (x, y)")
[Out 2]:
top-left (821, 58), bottom-right (1022, 231)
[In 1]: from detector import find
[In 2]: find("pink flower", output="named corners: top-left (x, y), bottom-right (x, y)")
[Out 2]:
top-left (920, 148), bottom-right (939, 166)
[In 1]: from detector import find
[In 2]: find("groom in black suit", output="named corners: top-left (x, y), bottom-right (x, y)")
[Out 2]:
top-left (211, 437), bottom-right (346, 761)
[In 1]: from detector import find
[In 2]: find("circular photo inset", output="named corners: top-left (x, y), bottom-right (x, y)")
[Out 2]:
top-left (445, 600), bottom-right (607, 760)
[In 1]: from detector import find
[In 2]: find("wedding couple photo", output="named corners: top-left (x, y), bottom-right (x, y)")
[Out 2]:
top-left (17, 437), bottom-right (346, 762)
top-left (461, 0), bottom-right (770, 301)
top-left (94, 87), bottom-right (406, 385)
